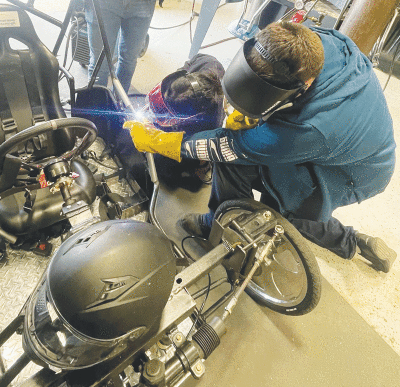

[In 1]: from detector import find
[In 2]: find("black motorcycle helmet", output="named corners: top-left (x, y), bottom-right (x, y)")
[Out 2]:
top-left (23, 220), bottom-right (176, 370)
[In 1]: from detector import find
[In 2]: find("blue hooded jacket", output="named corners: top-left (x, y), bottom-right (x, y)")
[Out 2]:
top-left (181, 28), bottom-right (396, 221)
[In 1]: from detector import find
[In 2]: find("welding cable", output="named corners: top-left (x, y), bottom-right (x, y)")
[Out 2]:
top-left (149, 1), bottom-right (228, 31)
top-left (200, 36), bottom-right (237, 49)
top-left (149, 13), bottom-right (196, 30)
top-left (181, 234), bottom-right (208, 263)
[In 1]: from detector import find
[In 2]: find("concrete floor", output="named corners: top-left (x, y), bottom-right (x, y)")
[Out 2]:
top-left (10, 0), bottom-right (400, 381)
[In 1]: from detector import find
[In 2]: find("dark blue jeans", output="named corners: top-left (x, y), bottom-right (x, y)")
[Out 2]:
top-left (205, 163), bottom-right (357, 259)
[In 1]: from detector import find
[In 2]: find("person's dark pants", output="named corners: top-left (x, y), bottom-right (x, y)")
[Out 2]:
top-left (205, 163), bottom-right (357, 259)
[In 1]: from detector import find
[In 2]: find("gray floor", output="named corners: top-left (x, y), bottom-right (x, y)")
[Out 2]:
top-left (2, 0), bottom-right (400, 386)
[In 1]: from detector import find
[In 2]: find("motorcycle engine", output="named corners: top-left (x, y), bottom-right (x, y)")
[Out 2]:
top-left (22, 219), bottom-right (176, 370)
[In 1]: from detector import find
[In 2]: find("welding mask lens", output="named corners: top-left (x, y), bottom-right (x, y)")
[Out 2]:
top-left (221, 38), bottom-right (305, 120)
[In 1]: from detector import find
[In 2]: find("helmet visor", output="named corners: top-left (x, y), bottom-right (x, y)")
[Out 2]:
top-left (23, 280), bottom-right (142, 370)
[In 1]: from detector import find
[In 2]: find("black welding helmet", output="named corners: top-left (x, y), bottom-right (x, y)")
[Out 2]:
top-left (23, 220), bottom-right (176, 370)
top-left (221, 38), bottom-right (307, 120)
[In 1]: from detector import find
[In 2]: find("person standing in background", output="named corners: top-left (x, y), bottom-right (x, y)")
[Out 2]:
top-left (84, 0), bottom-right (156, 92)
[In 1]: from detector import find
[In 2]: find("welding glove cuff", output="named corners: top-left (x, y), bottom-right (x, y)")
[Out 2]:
top-left (123, 120), bottom-right (184, 162)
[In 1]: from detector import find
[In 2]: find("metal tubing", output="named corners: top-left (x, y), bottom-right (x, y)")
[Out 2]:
top-left (112, 76), bottom-right (135, 112)
top-left (247, 0), bottom-right (273, 31)
top-left (145, 156), bottom-right (186, 260)
top-left (88, 0), bottom-right (136, 113)
top-left (0, 352), bottom-right (30, 387)
top-left (370, 7), bottom-right (399, 64)
top-left (90, 0), bottom-right (115, 78)
top-left (333, 0), bottom-right (353, 30)
top-left (0, 226), bottom-right (17, 244)
top-left (387, 23), bottom-right (400, 53)
top-left (59, 65), bottom-right (76, 109)
top-left (222, 255), bottom-right (263, 321)
top-left (146, 152), bottom-right (159, 185)
top-left (278, 7), bottom-right (298, 22)
top-left (52, 0), bottom-right (77, 55)
top-left (87, 0), bottom-right (164, 243)
top-left (302, 0), bottom-right (320, 21)
top-left (0, 354), bottom-right (5, 375)
top-left (6, 0), bottom-right (63, 28)
top-left (148, 181), bottom-right (161, 227)
top-left (188, 0), bottom-right (222, 59)
top-left (230, 219), bottom-right (253, 243)
top-left (0, 315), bottom-right (24, 347)
top-left (88, 49), bottom-right (106, 90)
top-left (339, 0), bottom-right (400, 56)
top-left (238, 0), bottom-right (250, 23)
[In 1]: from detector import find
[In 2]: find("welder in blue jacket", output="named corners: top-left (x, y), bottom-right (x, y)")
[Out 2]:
top-left (125, 22), bottom-right (397, 272)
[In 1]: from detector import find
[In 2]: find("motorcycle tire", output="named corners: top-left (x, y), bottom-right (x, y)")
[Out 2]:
top-left (214, 198), bottom-right (321, 316)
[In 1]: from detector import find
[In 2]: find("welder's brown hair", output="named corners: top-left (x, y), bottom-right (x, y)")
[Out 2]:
top-left (247, 21), bottom-right (324, 86)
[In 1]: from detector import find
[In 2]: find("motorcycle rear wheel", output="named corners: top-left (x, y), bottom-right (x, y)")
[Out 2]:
top-left (215, 199), bottom-right (321, 316)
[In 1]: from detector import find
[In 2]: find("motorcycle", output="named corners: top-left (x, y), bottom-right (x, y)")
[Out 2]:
top-left (0, 1), bottom-right (322, 386)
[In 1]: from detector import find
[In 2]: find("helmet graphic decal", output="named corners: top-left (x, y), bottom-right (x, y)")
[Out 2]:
top-left (85, 275), bottom-right (140, 310)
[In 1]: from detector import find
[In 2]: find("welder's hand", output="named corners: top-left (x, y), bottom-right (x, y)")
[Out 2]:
top-left (225, 110), bottom-right (259, 130)
top-left (123, 120), bottom-right (184, 162)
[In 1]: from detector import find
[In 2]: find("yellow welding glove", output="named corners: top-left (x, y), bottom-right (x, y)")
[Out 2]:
top-left (225, 110), bottom-right (259, 130)
top-left (123, 120), bottom-right (184, 162)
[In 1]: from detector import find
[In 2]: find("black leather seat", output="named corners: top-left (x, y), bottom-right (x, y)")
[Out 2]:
top-left (0, 4), bottom-right (96, 237)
